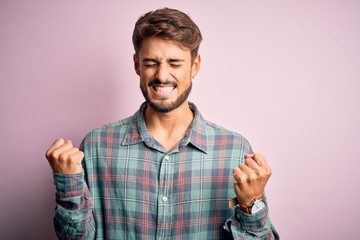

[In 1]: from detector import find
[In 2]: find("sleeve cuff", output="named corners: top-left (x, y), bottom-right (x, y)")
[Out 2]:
top-left (234, 205), bottom-right (268, 230)
top-left (225, 205), bottom-right (268, 233)
top-left (53, 172), bottom-right (85, 198)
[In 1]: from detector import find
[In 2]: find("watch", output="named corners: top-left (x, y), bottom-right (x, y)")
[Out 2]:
top-left (238, 197), bottom-right (266, 214)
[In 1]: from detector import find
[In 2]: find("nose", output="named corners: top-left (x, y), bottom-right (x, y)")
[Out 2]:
top-left (155, 64), bottom-right (170, 82)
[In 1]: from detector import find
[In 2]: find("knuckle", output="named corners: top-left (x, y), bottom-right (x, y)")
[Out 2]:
top-left (238, 174), bottom-right (247, 183)
top-left (68, 154), bottom-right (77, 162)
top-left (45, 149), bottom-right (51, 159)
top-left (239, 163), bottom-right (247, 170)
top-left (258, 169), bottom-right (269, 179)
top-left (254, 170), bottom-right (261, 177)
top-left (69, 152), bottom-right (84, 163)
top-left (248, 174), bottom-right (257, 183)
top-left (264, 166), bottom-right (272, 176)
top-left (49, 150), bottom-right (60, 160)
top-left (234, 172), bottom-right (246, 184)
top-left (58, 152), bottom-right (69, 161)
top-left (244, 158), bottom-right (252, 164)
top-left (236, 177), bottom-right (246, 186)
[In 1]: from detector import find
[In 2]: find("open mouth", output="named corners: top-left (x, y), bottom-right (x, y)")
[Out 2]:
top-left (153, 85), bottom-right (175, 93)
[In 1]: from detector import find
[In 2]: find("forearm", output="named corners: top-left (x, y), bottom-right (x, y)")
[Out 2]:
top-left (53, 173), bottom-right (95, 240)
top-left (225, 206), bottom-right (279, 240)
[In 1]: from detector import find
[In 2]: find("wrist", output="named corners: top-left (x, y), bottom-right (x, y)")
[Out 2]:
top-left (227, 193), bottom-right (265, 210)
top-left (238, 192), bottom-right (265, 206)
top-left (238, 196), bottom-right (267, 214)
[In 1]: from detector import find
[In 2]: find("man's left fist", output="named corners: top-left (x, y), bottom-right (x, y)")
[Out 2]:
top-left (233, 153), bottom-right (272, 206)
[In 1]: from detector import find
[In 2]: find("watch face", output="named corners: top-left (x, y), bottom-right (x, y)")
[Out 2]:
top-left (251, 199), bottom-right (266, 214)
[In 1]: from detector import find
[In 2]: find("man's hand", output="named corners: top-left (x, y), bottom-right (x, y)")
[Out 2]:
top-left (45, 138), bottom-right (84, 174)
top-left (233, 153), bottom-right (272, 206)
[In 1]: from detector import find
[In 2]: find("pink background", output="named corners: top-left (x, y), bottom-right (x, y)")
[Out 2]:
top-left (1, 1), bottom-right (359, 239)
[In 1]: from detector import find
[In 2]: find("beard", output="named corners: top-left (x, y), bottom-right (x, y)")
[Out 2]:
top-left (140, 80), bottom-right (192, 113)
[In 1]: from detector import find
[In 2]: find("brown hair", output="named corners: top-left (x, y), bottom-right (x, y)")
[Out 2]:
top-left (132, 8), bottom-right (202, 60)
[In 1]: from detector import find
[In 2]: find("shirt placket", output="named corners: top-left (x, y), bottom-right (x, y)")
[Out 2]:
top-left (157, 153), bottom-right (173, 239)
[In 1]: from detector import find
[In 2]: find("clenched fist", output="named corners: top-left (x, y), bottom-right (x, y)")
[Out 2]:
top-left (233, 153), bottom-right (272, 206)
top-left (45, 138), bottom-right (84, 174)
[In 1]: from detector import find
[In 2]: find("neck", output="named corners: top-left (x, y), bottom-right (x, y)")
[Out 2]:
top-left (144, 101), bottom-right (194, 150)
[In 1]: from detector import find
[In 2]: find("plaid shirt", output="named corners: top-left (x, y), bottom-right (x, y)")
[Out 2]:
top-left (53, 102), bottom-right (279, 239)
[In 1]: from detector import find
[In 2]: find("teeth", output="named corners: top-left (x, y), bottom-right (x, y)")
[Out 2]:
top-left (154, 86), bottom-right (174, 93)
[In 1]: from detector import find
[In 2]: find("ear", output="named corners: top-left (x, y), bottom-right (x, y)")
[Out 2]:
top-left (133, 54), bottom-right (140, 76)
top-left (191, 54), bottom-right (201, 78)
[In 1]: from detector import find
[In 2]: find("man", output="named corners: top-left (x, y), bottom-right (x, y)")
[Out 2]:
top-left (46, 8), bottom-right (279, 239)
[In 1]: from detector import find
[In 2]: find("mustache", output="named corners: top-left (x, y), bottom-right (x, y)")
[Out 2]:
top-left (148, 79), bottom-right (178, 87)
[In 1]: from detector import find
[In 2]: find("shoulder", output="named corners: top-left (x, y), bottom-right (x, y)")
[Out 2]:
top-left (81, 115), bottom-right (135, 145)
top-left (191, 102), bottom-right (253, 152)
top-left (203, 119), bottom-right (253, 152)
top-left (94, 115), bottom-right (133, 134)
top-left (204, 119), bottom-right (245, 139)
top-left (102, 115), bottom-right (134, 129)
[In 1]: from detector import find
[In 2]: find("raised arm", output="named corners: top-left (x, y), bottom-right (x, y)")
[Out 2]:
top-left (46, 139), bottom-right (95, 239)
top-left (226, 153), bottom-right (279, 239)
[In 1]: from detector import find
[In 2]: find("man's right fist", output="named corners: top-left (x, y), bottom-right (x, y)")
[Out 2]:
top-left (45, 138), bottom-right (84, 174)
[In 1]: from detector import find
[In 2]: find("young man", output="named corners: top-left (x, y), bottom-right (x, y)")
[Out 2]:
top-left (46, 8), bottom-right (279, 239)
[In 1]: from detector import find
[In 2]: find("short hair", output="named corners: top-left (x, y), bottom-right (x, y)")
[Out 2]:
top-left (132, 8), bottom-right (203, 60)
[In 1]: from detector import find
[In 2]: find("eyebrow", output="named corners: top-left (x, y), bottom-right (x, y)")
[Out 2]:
top-left (143, 58), bottom-right (158, 63)
top-left (167, 58), bottom-right (184, 63)
top-left (142, 58), bottom-right (185, 63)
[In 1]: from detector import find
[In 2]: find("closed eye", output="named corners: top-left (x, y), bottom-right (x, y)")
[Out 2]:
top-left (168, 58), bottom-right (184, 68)
top-left (170, 63), bottom-right (182, 68)
top-left (143, 58), bottom-right (159, 67)
top-left (144, 63), bottom-right (157, 67)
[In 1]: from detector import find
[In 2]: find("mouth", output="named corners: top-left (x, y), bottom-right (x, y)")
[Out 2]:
top-left (149, 80), bottom-right (177, 97)
top-left (153, 85), bottom-right (175, 93)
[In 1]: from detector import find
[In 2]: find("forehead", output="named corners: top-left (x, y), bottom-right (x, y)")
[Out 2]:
top-left (138, 37), bottom-right (191, 59)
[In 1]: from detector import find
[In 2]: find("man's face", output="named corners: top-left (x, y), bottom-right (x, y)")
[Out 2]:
top-left (134, 37), bottom-right (200, 113)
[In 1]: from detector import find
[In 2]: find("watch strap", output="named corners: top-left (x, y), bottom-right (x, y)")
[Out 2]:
top-left (228, 195), bottom-right (267, 214)
top-left (238, 202), bottom-right (253, 214)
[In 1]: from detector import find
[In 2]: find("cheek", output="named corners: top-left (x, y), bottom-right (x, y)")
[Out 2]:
top-left (142, 69), bottom-right (157, 80)
top-left (139, 77), bottom-right (148, 86)
top-left (174, 68), bottom-right (191, 80)
top-left (178, 72), bottom-right (192, 84)
top-left (139, 71), bottom-right (151, 83)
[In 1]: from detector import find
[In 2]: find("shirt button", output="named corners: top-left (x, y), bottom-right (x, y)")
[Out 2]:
top-left (162, 196), bottom-right (168, 202)
top-left (164, 155), bottom-right (170, 161)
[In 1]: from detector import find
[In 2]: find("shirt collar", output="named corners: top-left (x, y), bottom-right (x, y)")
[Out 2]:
top-left (122, 102), bottom-right (208, 154)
